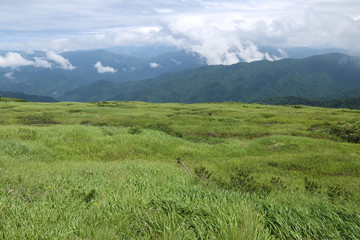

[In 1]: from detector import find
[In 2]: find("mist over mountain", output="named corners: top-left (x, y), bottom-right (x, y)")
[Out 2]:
top-left (0, 48), bottom-right (205, 98)
top-left (60, 53), bottom-right (360, 103)
top-left (1, 45), bottom-right (356, 101)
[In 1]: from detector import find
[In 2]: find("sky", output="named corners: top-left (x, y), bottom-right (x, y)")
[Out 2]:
top-left (1, 0), bottom-right (360, 64)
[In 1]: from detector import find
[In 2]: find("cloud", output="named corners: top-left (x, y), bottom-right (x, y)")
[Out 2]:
top-left (94, 61), bottom-right (117, 73)
top-left (0, 52), bottom-right (33, 68)
top-left (33, 57), bottom-right (52, 68)
top-left (46, 51), bottom-right (76, 70)
top-left (153, 8), bottom-right (174, 14)
top-left (4, 72), bottom-right (15, 80)
top-left (171, 58), bottom-right (181, 64)
top-left (149, 62), bottom-right (161, 68)
top-left (1, 0), bottom-right (360, 65)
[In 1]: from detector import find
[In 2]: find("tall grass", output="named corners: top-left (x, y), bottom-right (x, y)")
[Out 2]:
top-left (0, 100), bottom-right (359, 239)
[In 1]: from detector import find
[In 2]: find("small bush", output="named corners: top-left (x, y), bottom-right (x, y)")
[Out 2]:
top-left (21, 113), bottom-right (58, 125)
top-left (93, 122), bottom-right (110, 126)
top-left (128, 127), bottom-right (142, 135)
top-left (145, 122), bottom-right (182, 138)
top-left (68, 109), bottom-right (82, 113)
top-left (80, 120), bottom-right (92, 126)
top-left (18, 128), bottom-right (37, 140)
top-left (230, 169), bottom-right (271, 194)
top-left (84, 189), bottom-right (98, 203)
top-left (326, 185), bottom-right (353, 201)
top-left (309, 121), bottom-right (359, 143)
top-left (194, 166), bottom-right (212, 180)
top-left (270, 177), bottom-right (288, 190)
top-left (304, 177), bottom-right (321, 194)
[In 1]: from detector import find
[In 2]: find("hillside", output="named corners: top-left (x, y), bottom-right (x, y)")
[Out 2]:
top-left (60, 53), bottom-right (360, 102)
top-left (0, 100), bottom-right (359, 239)
top-left (0, 91), bottom-right (58, 102)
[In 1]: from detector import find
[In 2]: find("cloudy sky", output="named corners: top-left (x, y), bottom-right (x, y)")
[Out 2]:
top-left (1, 0), bottom-right (360, 64)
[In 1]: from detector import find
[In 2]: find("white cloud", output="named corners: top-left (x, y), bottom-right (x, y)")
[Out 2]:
top-left (4, 72), bottom-right (15, 80)
top-left (94, 61), bottom-right (117, 73)
top-left (0, 52), bottom-right (33, 68)
top-left (171, 58), bottom-right (181, 64)
top-left (153, 8), bottom-right (174, 14)
top-left (1, 0), bottom-right (360, 64)
top-left (46, 51), bottom-right (76, 70)
top-left (33, 57), bottom-right (52, 68)
top-left (149, 62), bottom-right (161, 68)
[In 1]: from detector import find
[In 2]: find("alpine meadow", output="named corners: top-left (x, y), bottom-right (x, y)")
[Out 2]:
top-left (0, 99), bottom-right (359, 239)
top-left (1, 0), bottom-right (360, 239)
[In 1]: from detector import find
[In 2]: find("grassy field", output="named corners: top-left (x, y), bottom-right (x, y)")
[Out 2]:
top-left (0, 100), bottom-right (359, 239)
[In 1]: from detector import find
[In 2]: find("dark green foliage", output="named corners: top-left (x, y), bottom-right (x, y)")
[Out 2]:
top-left (80, 120), bottom-right (92, 126)
top-left (0, 91), bottom-right (57, 102)
top-left (128, 126), bottom-right (143, 134)
top-left (270, 177), bottom-right (288, 190)
top-left (230, 169), bottom-right (271, 194)
top-left (327, 185), bottom-right (353, 201)
top-left (145, 122), bottom-right (183, 137)
top-left (21, 113), bottom-right (58, 125)
top-left (68, 109), bottom-right (82, 113)
top-left (194, 166), bottom-right (212, 180)
top-left (93, 121), bottom-right (110, 126)
top-left (309, 121), bottom-right (359, 143)
top-left (0, 96), bottom-right (26, 102)
top-left (259, 201), bottom-right (360, 240)
top-left (304, 177), bottom-right (322, 194)
top-left (84, 189), bottom-right (98, 203)
top-left (258, 95), bottom-right (360, 109)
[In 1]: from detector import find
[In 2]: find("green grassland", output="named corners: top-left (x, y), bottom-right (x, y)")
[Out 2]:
top-left (0, 100), bottom-right (359, 239)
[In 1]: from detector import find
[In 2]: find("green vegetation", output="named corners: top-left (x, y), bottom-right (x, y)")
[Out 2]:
top-left (0, 91), bottom-right (57, 102)
top-left (0, 100), bottom-right (359, 239)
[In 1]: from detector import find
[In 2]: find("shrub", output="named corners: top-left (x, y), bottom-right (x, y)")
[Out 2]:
top-left (230, 169), bottom-right (271, 194)
top-left (145, 122), bottom-right (182, 138)
top-left (21, 113), bottom-right (58, 125)
top-left (194, 166), bottom-right (212, 180)
top-left (128, 127), bottom-right (142, 135)
top-left (304, 177), bottom-right (321, 194)
top-left (309, 121), bottom-right (359, 143)
top-left (270, 177), bottom-right (288, 190)
top-left (326, 185), bottom-right (353, 201)
top-left (93, 122), bottom-right (110, 126)
top-left (18, 128), bottom-right (37, 140)
top-left (84, 189), bottom-right (98, 203)
top-left (80, 120), bottom-right (92, 126)
top-left (68, 109), bottom-right (81, 113)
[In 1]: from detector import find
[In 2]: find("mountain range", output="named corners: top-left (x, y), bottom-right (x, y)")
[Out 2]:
top-left (60, 53), bottom-right (360, 104)
top-left (0, 48), bottom-right (205, 98)
top-left (1, 46), bottom-right (359, 107)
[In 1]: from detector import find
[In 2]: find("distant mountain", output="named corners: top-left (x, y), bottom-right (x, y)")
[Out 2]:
top-left (60, 53), bottom-right (360, 103)
top-left (258, 46), bottom-right (349, 59)
top-left (257, 96), bottom-right (360, 109)
top-left (0, 49), bottom-right (205, 98)
top-left (0, 91), bottom-right (58, 102)
top-left (106, 45), bottom-right (180, 58)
